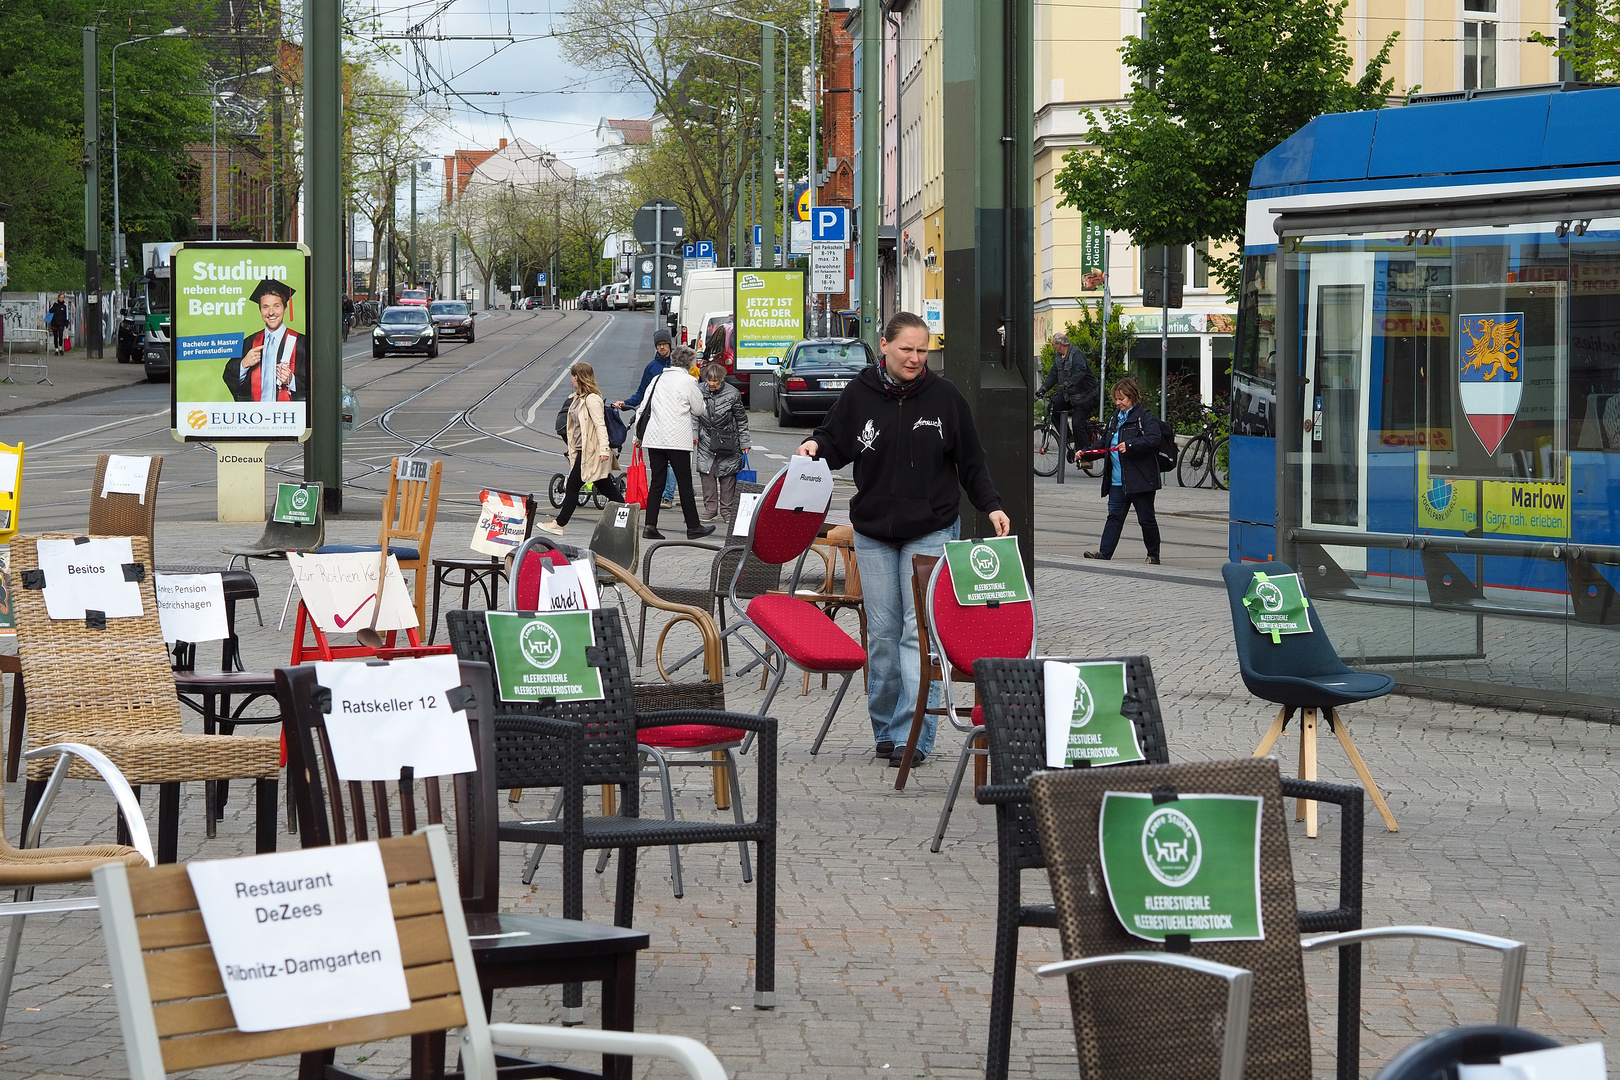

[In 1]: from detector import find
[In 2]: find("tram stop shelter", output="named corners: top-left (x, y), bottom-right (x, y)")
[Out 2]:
top-left (1230, 83), bottom-right (1620, 715)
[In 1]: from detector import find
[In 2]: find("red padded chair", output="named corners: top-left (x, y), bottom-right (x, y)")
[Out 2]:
top-left (908, 549), bottom-right (1036, 852)
top-left (721, 466), bottom-right (867, 753)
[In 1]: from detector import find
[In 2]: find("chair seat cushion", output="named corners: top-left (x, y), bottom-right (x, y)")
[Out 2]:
top-left (972, 703), bottom-right (983, 726)
top-left (0, 843), bottom-right (146, 885)
top-left (1245, 669), bottom-right (1396, 709)
top-left (155, 566), bottom-right (260, 602)
top-left (315, 543), bottom-right (421, 562)
top-left (640, 724), bottom-right (745, 749)
top-left (746, 593), bottom-right (866, 671)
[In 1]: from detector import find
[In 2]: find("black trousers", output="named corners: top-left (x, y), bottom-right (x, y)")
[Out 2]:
top-left (1098, 487), bottom-right (1161, 559)
top-left (644, 448), bottom-right (701, 531)
top-left (556, 456), bottom-right (623, 526)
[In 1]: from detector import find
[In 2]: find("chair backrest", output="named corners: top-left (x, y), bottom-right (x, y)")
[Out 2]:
top-left (588, 501), bottom-right (640, 577)
top-left (742, 466), bottom-right (827, 569)
top-left (277, 660), bottom-right (503, 914)
top-left (910, 554), bottom-right (940, 669)
top-left (510, 535), bottom-right (592, 611)
top-left (446, 609), bottom-right (641, 791)
top-left (927, 554), bottom-right (1036, 678)
top-left (92, 825), bottom-right (500, 1080)
top-left (973, 656), bottom-right (1169, 873)
top-left (1026, 757), bottom-right (1311, 1080)
top-left (0, 441), bottom-right (21, 545)
top-left (1221, 561), bottom-right (1353, 688)
top-left (249, 481), bottom-right (327, 554)
top-left (89, 454), bottom-right (162, 550)
top-left (9, 535), bottom-right (183, 769)
top-left (382, 457), bottom-right (444, 555)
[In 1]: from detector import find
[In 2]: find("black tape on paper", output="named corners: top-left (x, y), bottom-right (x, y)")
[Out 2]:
top-left (85, 610), bottom-right (107, 630)
top-left (1164, 934), bottom-right (1192, 954)
top-left (122, 562), bottom-right (146, 583)
top-left (73, 536), bottom-right (90, 546)
top-left (365, 659), bottom-right (390, 667)
top-left (446, 685), bottom-right (477, 712)
top-left (19, 570), bottom-right (45, 590)
top-left (1151, 785), bottom-right (1180, 805)
top-left (311, 686), bottom-right (333, 714)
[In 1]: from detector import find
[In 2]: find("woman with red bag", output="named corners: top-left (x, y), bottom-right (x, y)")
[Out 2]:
top-left (539, 362), bottom-right (624, 534)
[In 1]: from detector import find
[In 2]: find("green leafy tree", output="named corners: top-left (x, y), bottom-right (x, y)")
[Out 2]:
top-left (1054, 0), bottom-right (1397, 298)
top-left (1529, 8), bottom-right (1615, 80)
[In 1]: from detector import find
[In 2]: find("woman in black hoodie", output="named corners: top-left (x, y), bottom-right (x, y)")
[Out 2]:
top-left (798, 311), bottom-right (1009, 767)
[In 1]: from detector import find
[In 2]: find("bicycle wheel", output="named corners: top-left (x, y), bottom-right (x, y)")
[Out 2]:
top-left (548, 474), bottom-right (567, 509)
top-left (1033, 422), bottom-right (1061, 477)
top-left (1211, 436), bottom-right (1230, 490)
top-left (1177, 436), bottom-right (1211, 489)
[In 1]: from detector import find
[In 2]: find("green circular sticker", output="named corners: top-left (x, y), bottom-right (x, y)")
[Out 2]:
top-left (1072, 679), bottom-right (1096, 728)
top-left (969, 543), bottom-right (1000, 580)
top-left (1255, 579), bottom-right (1285, 613)
top-left (291, 487), bottom-right (310, 510)
top-left (1141, 806), bottom-right (1202, 887)
top-left (519, 620), bottom-right (563, 669)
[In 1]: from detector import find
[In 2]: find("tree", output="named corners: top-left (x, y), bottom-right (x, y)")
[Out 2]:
top-left (344, 67), bottom-right (440, 295)
top-left (1529, 7), bottom-right (1616, 81)
top-left (1054, 0), bottom-right (1397, 297)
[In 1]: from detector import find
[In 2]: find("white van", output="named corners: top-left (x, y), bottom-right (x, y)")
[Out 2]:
top-left (678, 268), bottom-right (736, 347)
top-left (604, 281), bottom-right (632, 310)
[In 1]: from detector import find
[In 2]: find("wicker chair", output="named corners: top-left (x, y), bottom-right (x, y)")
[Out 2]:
top-left (641, 534), bottom-right (783, 670)
top-left (9, 535), bottom-right (282, 864)
top-left (277, 660), bottom-right (650, 1079)
top-left (1026, 757), bottom-right (1527, 1080)
top-left (445, 609), bottom-right (779, 1011)
top-left (88, 454), bottom-right (161, 551)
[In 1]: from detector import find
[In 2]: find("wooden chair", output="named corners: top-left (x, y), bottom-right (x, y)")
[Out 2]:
top-left (88, 454), bottom-right (161, 552)
top-left (92, 825), bottom-right (727, 1080)
top-left (277, 660), bottom-right (650, 1078)
top-left (319, 457), bottom-right (443, 627)
top-left (1027, 757), bottom-right (1526, 1080)
top-left (9, 535), bottom-right (282, 864)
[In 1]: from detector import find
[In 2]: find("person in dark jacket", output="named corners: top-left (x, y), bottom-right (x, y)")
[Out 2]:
top-left (615, 327), bottom-right (674, 411)
top-left (695, 361), bottom-right (750, 522)
top-left (1077, 374), bottom-right (1162, 564)
top-left (47, 294), bottom-right (69, 355)
top-left (799, 311), bottom-right (1010, 767)
top-left (1037, 332), bottom-right (1098, 449)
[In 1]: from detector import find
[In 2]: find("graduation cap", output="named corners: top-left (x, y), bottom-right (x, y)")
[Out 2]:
top-left (248, 278), bottom-right (296, 304)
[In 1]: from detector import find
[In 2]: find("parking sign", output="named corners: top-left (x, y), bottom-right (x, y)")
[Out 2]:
top-left (810, 207), bottom-right (849, 243)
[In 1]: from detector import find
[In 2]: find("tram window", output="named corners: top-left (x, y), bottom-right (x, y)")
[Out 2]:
top-left (1568, 239), bottom-right (1620, 451)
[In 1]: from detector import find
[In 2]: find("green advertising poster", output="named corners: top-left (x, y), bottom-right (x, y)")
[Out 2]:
top-left (942, 536), bottom-right (1030, 605)
top-left (1080, 221), bottom-right (1107, 294)
top-left (170, 242), bottom-right (312, 443)
top-left (1099, 792), bottom-right (1265, 943)
top-left (1242, 571), bottom-right (1311, 642)
top-left (273, 483), bottom-right (320, 525)
top-left (484, 611), bottom-right (604, 703)
top-left (733, 269), bottom-right (805, 373)
top-left (1043, 661), bottom-right (1145, 768)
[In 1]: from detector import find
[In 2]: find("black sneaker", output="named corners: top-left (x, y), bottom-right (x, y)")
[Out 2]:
top-left (643, 527), bottom-right (665, 540)
top-left (889, 748), bottom-right (926, 768)
top-left (1145, 555), bottom-right (1161, 565)
top-left (875, 740), bottom-right (895, 759)
top-left (687, 524), bottom-right (716, 539)
top-left (1083, 551), bottom-right (1110, 560)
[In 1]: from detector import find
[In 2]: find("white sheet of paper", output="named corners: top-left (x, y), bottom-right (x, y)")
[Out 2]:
top-left (100, 455), bottom-right (152, 503)
top-left (1043, 661), bottom-right (1081, 768)
top-left (613, 504), bottom-right (631, 529)
top-left (313, 655), bottom-right (476, 781)
top-left (1500, 1042), bottom-right (1607, 1080)
top-left (397, 456), bottom-right (432, 483)
top-left (36, 537), bottom-right (143, 620)
top-left (774, 454), bottom-right (834, 514)
top-left (0, 449), bottom-right (18, 494)
top-left (186, 842), bottom-right (411, 1032)
top-left (733, 492), bottom-right (762, 536)
top-left (154, 573), bottom-right (230, 643)
top-left (470, 500), bottom-right (526, 556)
top-left (1457, 1068), bottom-right (1528, 1080)
top-left (538, 561), bottom-right (599, 612)
top-left (287, 552), bottom-right (418, 633)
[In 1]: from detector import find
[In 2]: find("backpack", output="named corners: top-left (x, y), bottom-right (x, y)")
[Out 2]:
top-left (554, 402), bottom-right (569, 440)
top-left (603, 406), bottom-right (628, 449)
top-left (1138, 411), bottom-right (1178, 472)
top-left (634, 371), bottom-right (666, 441)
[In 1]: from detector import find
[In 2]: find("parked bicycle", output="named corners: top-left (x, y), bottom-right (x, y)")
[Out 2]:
top-left (1176, 404), bottom-right (1229, 490)
top-left (1033, 395), bottom-right (1101, 478)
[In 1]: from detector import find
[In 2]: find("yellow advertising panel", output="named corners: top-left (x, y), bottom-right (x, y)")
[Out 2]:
top-left (0, 441), bottom-right (20, 545)
top-left (1482, 478), bottom-right (1570, 539)
top-left (1417, 452), bottom-right (1477, 533)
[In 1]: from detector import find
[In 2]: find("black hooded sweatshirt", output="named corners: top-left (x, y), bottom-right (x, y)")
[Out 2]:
top-left (809, 365), bottom-right (1003, 542)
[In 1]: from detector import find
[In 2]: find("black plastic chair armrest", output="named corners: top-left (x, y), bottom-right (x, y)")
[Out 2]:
top-left (1281, 776), bottom-right (1363, 933)
top-left (641, 539), bottom-right (726, 580)
top-left (491, 713), bottom-right (585, 741)
top-left (976, 783), bottom-right (1031, 807)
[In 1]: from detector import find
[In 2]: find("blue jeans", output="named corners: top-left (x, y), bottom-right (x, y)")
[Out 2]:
top-left (854, 520), bottom-right (960, 755)
top-left (1098, 487), bottom-right (1160, 559)
top-left (662, 468), bottom-right (678, 500)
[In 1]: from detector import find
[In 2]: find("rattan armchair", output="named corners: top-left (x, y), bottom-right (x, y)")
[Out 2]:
top-left (9, 535), bottom-right (282, 863)
top-left (88, 454), bottom-right (161, 550)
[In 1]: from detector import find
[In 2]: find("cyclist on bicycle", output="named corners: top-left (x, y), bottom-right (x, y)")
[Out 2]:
top-left (1038, 332), bottom-right (1100, 450)
top-left (342, 295), bottom-right (355, 342)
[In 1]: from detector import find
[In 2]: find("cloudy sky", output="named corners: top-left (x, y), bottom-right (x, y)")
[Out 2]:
top-left (355, 0), bottom-right (657, 217)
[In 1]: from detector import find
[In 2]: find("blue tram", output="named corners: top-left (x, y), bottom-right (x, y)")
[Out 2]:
top-left (1231, 84), bottom-right (1620, 709)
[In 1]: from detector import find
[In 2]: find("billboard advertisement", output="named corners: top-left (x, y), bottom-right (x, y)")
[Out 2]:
top-left (170, 242), bottom-right (313, 442)
top-left (733, 269), bottom-right (805, 373)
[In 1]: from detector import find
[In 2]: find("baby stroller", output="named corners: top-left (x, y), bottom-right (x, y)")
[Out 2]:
top-left (548, 400), bottom-right (630, 509)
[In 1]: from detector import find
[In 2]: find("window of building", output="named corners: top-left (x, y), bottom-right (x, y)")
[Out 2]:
top-left (1463, 11), bottom-right (1498, 90)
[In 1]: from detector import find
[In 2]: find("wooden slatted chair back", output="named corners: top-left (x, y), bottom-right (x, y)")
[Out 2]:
top-left (92, 826), bottom-right (499, 1080)
top-left (89, 454), bottom-right (163, 550)
top-left (384, 457), bottom-right (443, 551)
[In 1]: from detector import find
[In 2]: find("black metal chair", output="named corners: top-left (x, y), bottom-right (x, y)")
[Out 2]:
top-left (1372, 1026), bottom-right (1562, 1079)
top-left (446, 609), bottom-right (780, 1011)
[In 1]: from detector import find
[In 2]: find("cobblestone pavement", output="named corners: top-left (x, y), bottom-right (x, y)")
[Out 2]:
top-left (0, 512), bottom-right (1616, 1079)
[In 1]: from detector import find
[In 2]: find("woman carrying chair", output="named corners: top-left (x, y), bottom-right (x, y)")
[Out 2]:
top-left (797, 311), bottom-right (1010, 767)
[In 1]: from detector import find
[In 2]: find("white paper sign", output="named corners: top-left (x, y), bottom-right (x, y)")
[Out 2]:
top-left (287, 552), bottom-right (418, 633)
top-left (1483, 1042), bottom-right (1607, 1080)
top-left (733, 492), bottom-right (762, 536)
top-left (775, 455), bottom-right (833, 514)
top-left (613, 504), bottom-right (631, 529)
top-left (100, 455), bottom-right (153, 503)
top-left (37, 537), bottom-right (144, 620)
top-left (537, 561), bottom-right (599, 612)
top-left (313, 655), bottom-right (476, 781)
top-left (186, 842), bottom-right (411, 1033)
top-left (398, 457), bottom-right (432, 483)
top-left (0, 449), bottom-right (18, 495)
top-left (470, 491), bottom-right (527, 557)
top-left (155, 573), bottom-right (230, 643)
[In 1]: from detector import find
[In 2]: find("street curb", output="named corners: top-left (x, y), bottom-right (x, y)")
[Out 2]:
top-left (0, 372), bottom-right (152, 417)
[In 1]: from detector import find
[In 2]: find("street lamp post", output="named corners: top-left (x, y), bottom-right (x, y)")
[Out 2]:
top-left (697, 47), bottom-right (763, 266)
top-left (716, 10), bottom-right (792, 263)
top-left (111, 26), bottom-right (187, 284)
top-left (212, 65), bottom-right (274, 241)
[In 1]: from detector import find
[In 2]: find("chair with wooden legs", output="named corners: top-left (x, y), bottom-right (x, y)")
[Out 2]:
top-left (92, 825), bottom-right (727, 1080)
top-left (318, 457), bottom-right (443, 629)
top-left (1221, 561), bottom-right (1401, 837)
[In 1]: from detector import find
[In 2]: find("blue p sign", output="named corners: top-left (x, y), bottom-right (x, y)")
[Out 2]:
top-left (811, 207), bottom-right (849, 242)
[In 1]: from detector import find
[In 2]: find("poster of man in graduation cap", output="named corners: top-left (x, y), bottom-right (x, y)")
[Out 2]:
top-left (169, 242), bottom-right (312, 442)
top-left (223, 277), bottom-right (309, 403)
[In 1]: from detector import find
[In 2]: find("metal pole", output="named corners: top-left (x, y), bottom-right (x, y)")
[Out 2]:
top-left (451, 232), bottom-right (458, 300)
top-left (858, 0), bottom-right (879, 346)
top-left (809, 0), bottom-right (817, 218)
top-left (306, 0), bottom-right (343, 510)
top-left (781, 29), bottom-right (790, 267)
top-left (83, 27), bottom-right (103, 358)
top-left (761, 26), bottom-right (776, 270)
top-left (112, 43), bottom-right (123, 285)
top-left (1161, 246), bottom-right (1169, 420)
top-left (410, 162), bottom-right (418, 291)
top-left (211, 84), bottom-right (220, 241)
